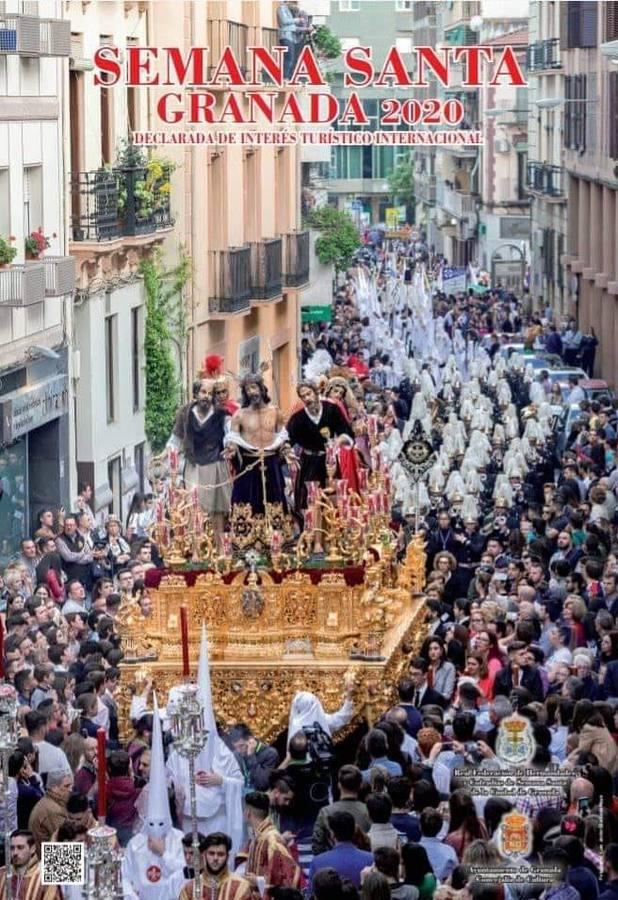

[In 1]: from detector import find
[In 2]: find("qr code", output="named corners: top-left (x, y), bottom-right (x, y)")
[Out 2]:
top-left (41, 842), bottom-right (85, 885)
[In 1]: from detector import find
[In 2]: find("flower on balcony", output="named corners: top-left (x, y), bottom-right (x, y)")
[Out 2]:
top-left (0, 235), bottom-right (17, 266)
top-left (25, 228), bottom-right (53, 259)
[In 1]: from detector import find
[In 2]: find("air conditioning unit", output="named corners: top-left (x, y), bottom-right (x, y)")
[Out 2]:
top-left (494, 138), bottom-right (510, 154)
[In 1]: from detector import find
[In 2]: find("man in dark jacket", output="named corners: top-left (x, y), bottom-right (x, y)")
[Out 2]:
top-left (228, 724), bottom-right (279, 792)
top-left (494, 641), bottom-right (545, 702)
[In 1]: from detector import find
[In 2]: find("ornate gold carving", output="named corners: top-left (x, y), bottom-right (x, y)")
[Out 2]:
top-left (119, 537), bottom-right (429, 741)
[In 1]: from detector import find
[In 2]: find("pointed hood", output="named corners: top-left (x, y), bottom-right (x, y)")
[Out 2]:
top-left (196, 621), bottom-right (217, 771)
top-left (143, 692), bottom-right (173, 838)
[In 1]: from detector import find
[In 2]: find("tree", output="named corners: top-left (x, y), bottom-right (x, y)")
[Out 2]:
top-left (307, 206), bottom-right (361, 278)
top-left (141, 251), bottom-right (190, 454)
top-left (388, 154), bottom-right (415, 208)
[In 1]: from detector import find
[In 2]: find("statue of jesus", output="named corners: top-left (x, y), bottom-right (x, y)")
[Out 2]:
top-left (224, 373), bottom-right (293, 514)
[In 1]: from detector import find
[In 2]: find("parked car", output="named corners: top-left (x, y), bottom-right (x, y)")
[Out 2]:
top-left (554, 403), bottom-right (589, 454)
top-left (579, 379), bottom-right (614, 404)
top-left (546, 367), bottom-right (588, 398)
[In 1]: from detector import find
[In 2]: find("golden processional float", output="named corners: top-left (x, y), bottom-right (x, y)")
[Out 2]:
top-left (117, 430), bottom-right (429, 742)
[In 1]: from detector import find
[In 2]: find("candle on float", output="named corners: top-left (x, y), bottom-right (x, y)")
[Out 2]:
top-left (367, 415), bottom-right (378, 440)
top-left (222, 533), bottom-right (232, 557)
top-left (326, 443), bottom-right (337, 467)
top-left (168, 447), bottom-right (178, 473)
top-left (271, 530), bottom-right (282, 555)
top-left (335, 479), bottom-right (348, 500)
top-left (191, 485), bottom-right (199, 508)
top-left (180, 606), bottom-right (190, 678)
top-left (96, 728), bottom-right (107, 821)
top-left (156, 500), bottom-right (164, 523)
top-left (359, 469), bottom-right (368, 491)
top-left (307, 481), bottom-right (318, 505)
top-left (304, 509), bottom-right (314, 531)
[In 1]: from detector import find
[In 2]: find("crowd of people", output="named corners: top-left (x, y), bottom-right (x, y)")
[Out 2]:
top-left (0, 235), bottom-right (617, 900)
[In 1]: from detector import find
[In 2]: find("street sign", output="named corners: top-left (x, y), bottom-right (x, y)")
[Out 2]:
top-left (302, 305), bottom-right (333, 323)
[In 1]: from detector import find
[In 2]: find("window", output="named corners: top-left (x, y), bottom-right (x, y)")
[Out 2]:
top-left (131, 306), bottom-right (141, 413)
top-left (339, 38), bottom-right (359, 51)
top-left (23, 166), bottom-right (41, 237)
top-left (566, 1), bottom-right (597, 48)
top-left (0, 168), bottom-right (8, 237)
top-left (395, 0), bottom-right (413, 10)
top-left (99, 34), bottom-right (114, 164)
top-left (564, 75), bottom-right (586, 152)
top-left (107, 456), bottom-right (121, 517)
top-left (134, 442), bottom-right (145, 493)
top-left (610, 72), bottom-right (618, 159)
top-left (608, 2), bottom-right (618, 41)
top-left (105, 314), bottom-right (116, 423)
top-left (395, 38), bottom-right (413, 54)
top-left (517, 152), bottom-right (528, 201)
top-left (339, 1), bottom-right (359, 10)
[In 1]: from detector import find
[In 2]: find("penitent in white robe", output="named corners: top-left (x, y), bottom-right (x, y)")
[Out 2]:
top-left (166, 737), bottom-right (244, 856)
top-left (122, 828), bottom-right (185, 900)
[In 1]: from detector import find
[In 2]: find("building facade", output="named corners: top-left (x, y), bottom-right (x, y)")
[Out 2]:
top-left (149, 0), bottom-right (308, 414)
top-left (562, 0), bottom-right (618, 384)
top-left (0, 0), bottom-right (74, 565)
top-left (67, 0), bottom-right (174, 523)
top-left (319, 0), bottom-right (415, 225)
top-left (526, 1), bottom-right (567, 316)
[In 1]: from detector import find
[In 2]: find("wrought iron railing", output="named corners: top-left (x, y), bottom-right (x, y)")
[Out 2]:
top-left (282, 231), bottom-right (310, 287)
top-left (209, 246), bottom-right (252, 314)
top-left (526, 38), bottom-right (561, 71)
top-left (415, 175), bottom-right (437, 205)
top-left (70, 166), bottom-right (173, 242)
top-left (0, 263), bottom-right (45, 307)
top-left (227, 21), bottom-right (249, 76)
top-left (251, 238), bottom-right (282, 300)
top-left (526, 162), bottom-right (564, 197)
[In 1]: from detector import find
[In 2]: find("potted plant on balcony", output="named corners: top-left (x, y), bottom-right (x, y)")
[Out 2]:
top-left (0, 235), bottom-right (17, 269)
top-left (115, 138), bottom-right (175, 226)
top-left (25, 228), bottom-right (54, 260)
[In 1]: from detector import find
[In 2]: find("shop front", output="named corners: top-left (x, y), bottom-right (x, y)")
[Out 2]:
top-left (0, 356), bottom-right (71, 566)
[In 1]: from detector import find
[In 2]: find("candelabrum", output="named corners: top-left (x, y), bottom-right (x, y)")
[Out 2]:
top-left (0, 684), bottom-right (20, 900)
top-left (168, 684), bottom-right (209, 899)
top-left (83, 825), bottom-right (124, 899)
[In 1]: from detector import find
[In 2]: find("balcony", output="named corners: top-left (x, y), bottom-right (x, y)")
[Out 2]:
top-left (439, 183), bottom-right (477, 220)
top-left (39, 18), bottom-right (71, 56)
top-left (251, 238), bottom-right (282, 300)
top-left (526, 38), bottom-right (561, 72)
top-left (0, 262), bottom-right (45, 307)
top-left (206, 19), bottom-right (249, 79)
top-left (526, 162), bottom-right (565, 199)
top-left (28, 256), bottom-right (76, 296)
top-left (282, 231), bottom-right (310, 288)
top-left (262, 27), bottom-right (279, 54)
top-left (415, 175), bottom-right (437, 205)
top-left (208, 246), bottom-right (252, 315)
top-left (70, 166), bottom-right (174, 243)
top-left (0, 13), bottom-right (40, 55)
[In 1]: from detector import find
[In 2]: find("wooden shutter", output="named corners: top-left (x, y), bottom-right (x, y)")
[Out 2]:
top-left (610, 72), bottom-right (618, 160)
top-left (560, 0), bottom-right (569, 49)
top-left (607, 2), bottom-right (618, 41)
top-left (564, 76), bottom-right (572, 148)
top-left (580, 1), bottom-right (598, 47)
top-left (567, 1), bottom-right (580, 47)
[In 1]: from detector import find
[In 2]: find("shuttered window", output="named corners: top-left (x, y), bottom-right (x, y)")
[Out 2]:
top-left (567, 1), bottom-right (598, 48)
top-left (607, 2), bottom-right (618, 40)
top-left (609, 72), bottom-right (618, 159)
top-left (564, 75), bottom-right (587, 152)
